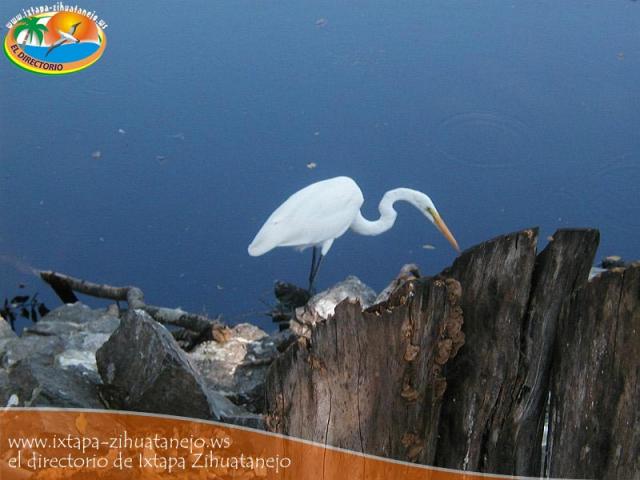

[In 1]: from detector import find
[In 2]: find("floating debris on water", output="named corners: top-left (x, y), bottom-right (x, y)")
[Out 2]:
top-left (91, 150), bottom-right (102, 159)
top-left (306, 162), bottom-right (317, 169)
top-left (422, 244), bottom-right (436, 250)
top-left (216, 285), bottom-right (224, 291)
top-left (156, 155), bottom-right (167, 163)
top-left (315, 17), bottom-right (328, 28)
top-left (117, 128), bottom-right (126, 134)
top-left (617, 52), bottom-right (624, 60)
top-left (169, 132), bottom-right (185, 141)
top-left (314, 131), bottom-right (320, 136)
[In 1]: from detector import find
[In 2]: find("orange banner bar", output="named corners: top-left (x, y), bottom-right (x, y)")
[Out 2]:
top-left (1, 408), bottom-right (526, 479)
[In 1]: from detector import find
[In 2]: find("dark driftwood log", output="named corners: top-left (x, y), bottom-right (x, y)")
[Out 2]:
top-left (39, 271), bottom-right (226, 343)
top-left (265, 275), bottom-right (464, 464)
top-left (547, 262), bottom-right (639, 479)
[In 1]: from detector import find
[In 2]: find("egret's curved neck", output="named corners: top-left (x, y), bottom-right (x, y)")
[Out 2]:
top-left (350, 188), bottom-right (423, 236)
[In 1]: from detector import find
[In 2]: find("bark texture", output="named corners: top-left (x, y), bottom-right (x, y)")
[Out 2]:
top-left (265, 228), bottom-right (640, 479)
top-left (547, 262), bottom-right (639, 479)
top-left (266, 275), bottom-right (464, 465)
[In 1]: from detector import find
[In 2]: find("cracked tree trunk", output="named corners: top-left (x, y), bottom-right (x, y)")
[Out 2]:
top-left (264, 228), bottom-right (639, 478)
top-left (265, 274), bottom-right (464, 465)
top-left (547, 262), bottom-right (640, 479)
top-left (435, 228), bottom-right (599, 475)
top-left (434, 228), bottom-right (539, 472)
top-left (498, 229), bottom-right (599, 475)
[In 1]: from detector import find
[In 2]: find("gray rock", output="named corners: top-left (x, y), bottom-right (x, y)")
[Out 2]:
top-left (0, 316), bottom-right (17, 355)
top-left (590, 256), bottom-right (628, 280)
top-left (600, 255), bottom-right (626, 269)
top-left (1, 335), bottom-right (65, 369)
top-left (7, 358), bottom-right (103, 408)
top-left (308, 275), bottom-right (377, 318)
top-left (189, 323), bottom-right (279, 412)
top-left (0, 369), bottom-right (10, 406)
top-left (0, 303), bottom-right (118, 409)
top-left (374, 263), bottom-right (421, 304)
top-left (0, 301), bottom-right (265, 427)
top-left (0, 316), bottom-right (16, 339)
top-left (96, 309), bottom-right (257, 424)
top-left (3, 303), bottom-right (119, 374)
top-left (33, 301), bottom-right (108, 325)
top-left (24, 302), bottom-right (120, 341)
top-left (292, 275), bottom-right (376, 337)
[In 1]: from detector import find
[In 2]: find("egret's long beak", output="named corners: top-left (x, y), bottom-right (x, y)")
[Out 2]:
top-left (431, 211), bottom-right (460, 253)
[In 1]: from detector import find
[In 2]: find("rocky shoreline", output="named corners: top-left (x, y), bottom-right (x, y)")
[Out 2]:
top-left (0, 274), bottom-right (379, 429)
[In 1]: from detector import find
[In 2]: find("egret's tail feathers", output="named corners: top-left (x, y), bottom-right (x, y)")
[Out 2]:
top-left (248, 241), bottom-right (271, 257)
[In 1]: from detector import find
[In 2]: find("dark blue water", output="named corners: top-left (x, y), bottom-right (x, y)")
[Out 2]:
top-left (24, 43), bottom-right (100, 62)
top-left (1, 1), bottom-right (639, 333)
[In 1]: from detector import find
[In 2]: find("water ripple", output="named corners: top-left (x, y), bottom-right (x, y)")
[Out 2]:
top-left (433, 111), bottom-right (536, 168)
top-left (587, 154), bottom-right (640, 222)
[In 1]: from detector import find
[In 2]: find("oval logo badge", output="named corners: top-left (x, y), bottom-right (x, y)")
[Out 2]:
top-left (4, 8), bottom-right (107, 75)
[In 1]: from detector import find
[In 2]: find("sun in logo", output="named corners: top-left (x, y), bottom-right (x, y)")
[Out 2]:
top-left (43, 12), bottom-right (100, 47)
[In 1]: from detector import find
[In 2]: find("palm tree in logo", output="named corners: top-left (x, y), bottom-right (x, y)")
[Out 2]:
top-left (13, 16), bottom-right (48, 49)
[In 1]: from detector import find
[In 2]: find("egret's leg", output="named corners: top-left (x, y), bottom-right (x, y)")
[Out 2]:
top-left (308, 247), bottom-right (318, 292)
top-left (312, 254), bottom-right (324, 288)
top-left (308, 247), bottom-right (324, 293)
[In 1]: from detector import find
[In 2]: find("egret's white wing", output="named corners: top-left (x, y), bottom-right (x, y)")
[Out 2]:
top-left (248, 176), bottom-right (364, 256)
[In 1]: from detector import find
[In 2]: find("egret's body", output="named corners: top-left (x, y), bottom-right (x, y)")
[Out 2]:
top-left (248, 177), bottom-right (363, 257)
top-left (248, 176), bottom-right (459, 290)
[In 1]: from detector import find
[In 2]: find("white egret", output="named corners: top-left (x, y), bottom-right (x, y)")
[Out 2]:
top-left (248, 176), bottom-right (460, 291)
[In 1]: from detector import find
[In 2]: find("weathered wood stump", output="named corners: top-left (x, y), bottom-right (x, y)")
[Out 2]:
top-left (265, 228), bottom-right (639, 478)
top-left (548, 262), bottom-right (639, 479)
top-left (436, 228), bottom-right (599, 475)
top-left (265, 273), bottom-right (464, 465)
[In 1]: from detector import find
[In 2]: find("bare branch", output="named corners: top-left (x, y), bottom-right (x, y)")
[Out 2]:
top-left (38, 271), bottom-right (225, 343)
top-left (39, 271), bottom-right (129, 301)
